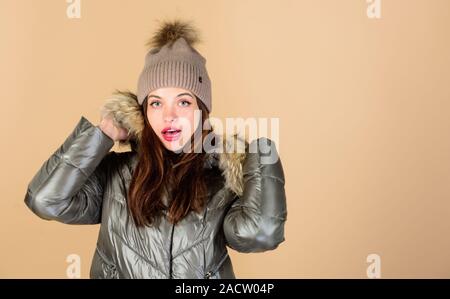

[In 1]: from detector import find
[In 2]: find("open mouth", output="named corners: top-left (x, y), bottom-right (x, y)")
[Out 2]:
top-left (161, 127), bottom-right (182, 141)
top-left (161, 128), bottom-right (182, 135)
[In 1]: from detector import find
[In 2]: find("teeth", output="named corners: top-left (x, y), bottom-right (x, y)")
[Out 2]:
top-left (165, 129), bottom-right (179, 134)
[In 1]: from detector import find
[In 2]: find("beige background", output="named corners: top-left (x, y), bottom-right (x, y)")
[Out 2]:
top-left (1, 0), bottom-right (450, 278)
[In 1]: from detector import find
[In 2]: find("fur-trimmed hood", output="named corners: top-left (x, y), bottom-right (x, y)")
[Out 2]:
top-left (100, 91), bottom-right (248, 197)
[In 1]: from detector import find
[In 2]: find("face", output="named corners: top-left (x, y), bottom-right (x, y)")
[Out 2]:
top-left (146, 87), bottom-right (201, 152)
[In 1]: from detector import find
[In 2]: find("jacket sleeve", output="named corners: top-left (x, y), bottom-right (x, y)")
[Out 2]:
top-left (24, 116), bottom-right (115, 224)
top-left (223, 137), bottom-right (287, 253)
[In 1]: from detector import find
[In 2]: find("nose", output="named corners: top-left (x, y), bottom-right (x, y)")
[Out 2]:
top-left (163, 105), bottom-right (177, 123)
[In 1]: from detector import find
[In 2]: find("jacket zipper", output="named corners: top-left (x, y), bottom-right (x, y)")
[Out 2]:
top-left (169, 223), bottom-right (175, 279)
top-left (204, 252), bottom-right (229, 279)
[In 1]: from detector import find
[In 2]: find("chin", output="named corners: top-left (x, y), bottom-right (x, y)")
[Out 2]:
top-left (159, 133), bottom-right (193, 153)
top-left (164, 144), bottom-right (182, 153)
top-left (161, 139), bottom-right (186, 153)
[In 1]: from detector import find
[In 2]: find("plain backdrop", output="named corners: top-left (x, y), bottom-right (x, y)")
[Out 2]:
top-left (1, 0), bottom-right (450, 278)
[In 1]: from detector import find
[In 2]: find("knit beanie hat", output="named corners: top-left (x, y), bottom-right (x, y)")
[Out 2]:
top-left (137, 20), bottom-right (212, 113)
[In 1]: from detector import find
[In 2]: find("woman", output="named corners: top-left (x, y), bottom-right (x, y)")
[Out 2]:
top-left (24, 20), bottom-right (287, 279)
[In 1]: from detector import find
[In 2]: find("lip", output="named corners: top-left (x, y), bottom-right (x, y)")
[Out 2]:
top-left (161, 127), bottom-right (182, 142)
top-left (161, 126), bottom-right (182, 134)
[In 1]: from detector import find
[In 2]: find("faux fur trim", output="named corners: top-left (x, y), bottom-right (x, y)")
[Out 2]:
top-left (100, 91), bottom-right (144, 150)
top-left (215, 133), bottom-right (247, 197)
top-left (100, 91), bottom-right (248, 197)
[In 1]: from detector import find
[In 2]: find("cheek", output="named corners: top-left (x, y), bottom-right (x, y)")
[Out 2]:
top-left (176, 110), bottom-right (196, 131)
top-left (189, 117), bottom-right (200, 135)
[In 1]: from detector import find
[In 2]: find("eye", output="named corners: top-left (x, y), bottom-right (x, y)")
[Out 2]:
top-left (179, 100), bottom-right (191, 107)
top-left (149, 100), bottom-right (161, 108)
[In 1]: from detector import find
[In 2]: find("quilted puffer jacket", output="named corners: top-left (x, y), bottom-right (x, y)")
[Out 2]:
top-left (24, 92), bottom-right (287, 279)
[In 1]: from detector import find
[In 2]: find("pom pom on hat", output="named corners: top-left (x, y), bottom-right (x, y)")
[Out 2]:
top-left (146, 19), bottom-right (201, 49)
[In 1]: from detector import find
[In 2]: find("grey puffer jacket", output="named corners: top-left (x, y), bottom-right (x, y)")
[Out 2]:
top-left (24, 92), bottom-right (287, 279)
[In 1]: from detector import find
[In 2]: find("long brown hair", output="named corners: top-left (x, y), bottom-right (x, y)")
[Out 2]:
top-left (127, 96), bottom-right (214, 227)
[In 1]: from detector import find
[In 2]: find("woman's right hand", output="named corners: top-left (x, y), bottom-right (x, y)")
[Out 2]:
top-left (99, 115), bottom-right (129, 142)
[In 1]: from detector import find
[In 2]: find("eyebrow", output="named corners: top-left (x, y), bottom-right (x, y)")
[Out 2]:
top-left (148, 93), bottom-right (194, 99)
